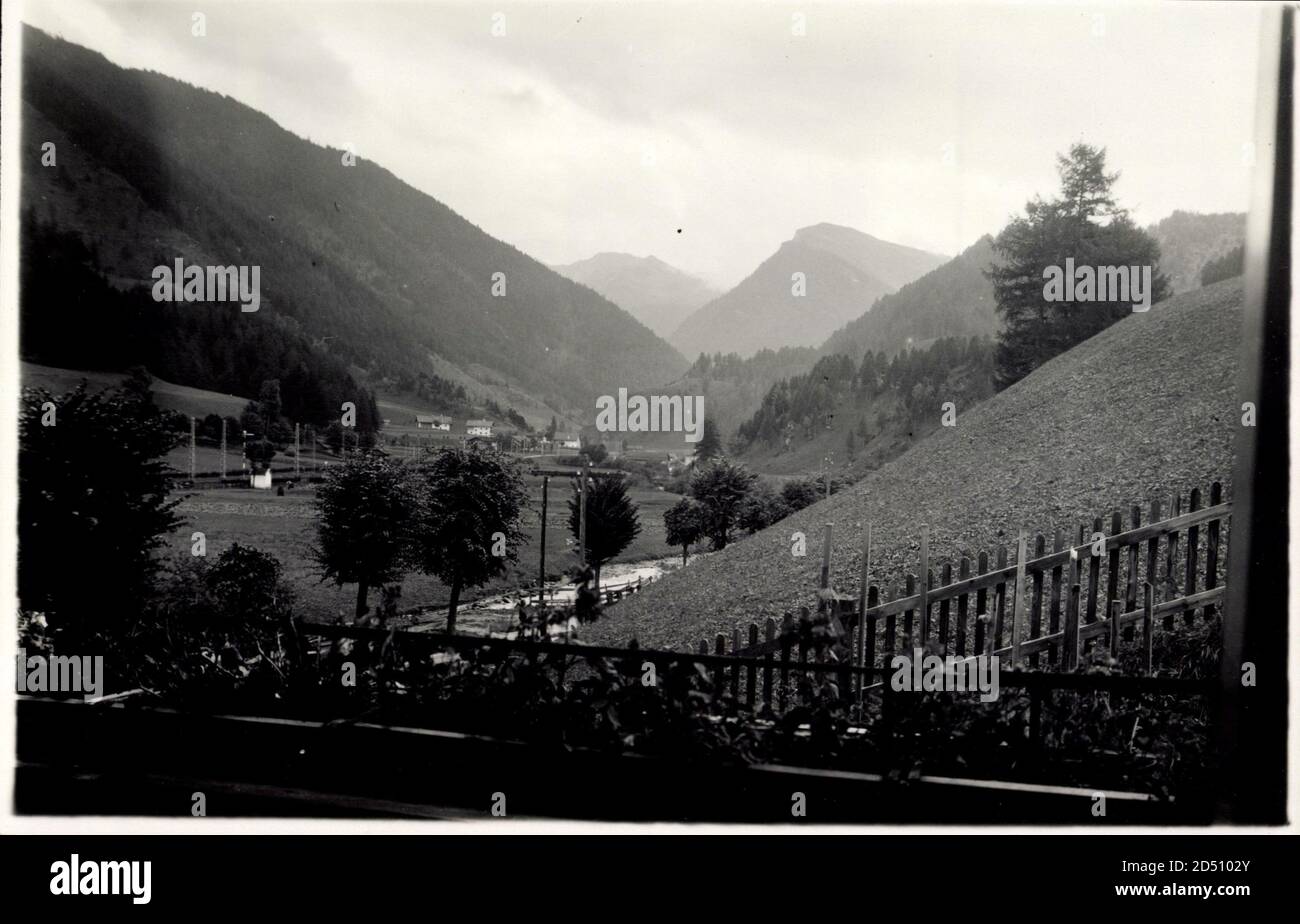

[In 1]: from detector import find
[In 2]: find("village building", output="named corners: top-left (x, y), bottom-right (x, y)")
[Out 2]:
top-left (416, 414), bottom-right (451, 431)
top-left (556, 432), bottom-right (581, 450)
top-left (466, 419), bottom-right (494, 437)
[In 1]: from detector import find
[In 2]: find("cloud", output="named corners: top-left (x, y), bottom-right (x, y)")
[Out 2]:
top-left (21, 0), bottom-right (1262, 288)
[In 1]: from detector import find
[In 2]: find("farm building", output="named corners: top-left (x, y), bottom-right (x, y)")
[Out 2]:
top-left (416, 415), bottom-right (451, 430)
top-left (466, 419), bottom-right (493, 437)
top-left (556, 433), bottom-right (581, 450)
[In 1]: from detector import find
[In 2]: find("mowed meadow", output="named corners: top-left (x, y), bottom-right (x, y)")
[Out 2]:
top-left (165, 477), bottom-right (685, 622)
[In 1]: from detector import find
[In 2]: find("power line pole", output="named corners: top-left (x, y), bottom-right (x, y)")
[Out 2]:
top-left (220, 417), bottom-right (227, 480)
top-left (538, 476), bottom-right (549, 606)
top-left (578, 460), bottom-right (590, 568)
top-left (294, 423), bottom-right (300, 477)
top-left (189, 416), bottom-right (196, 481)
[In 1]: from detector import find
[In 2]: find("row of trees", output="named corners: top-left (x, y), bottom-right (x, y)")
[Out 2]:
top-left (315, 447), bottom-right (645, 631)
top-left (662, 458), bottom-right (828, 562)
top-left (1201, 244), bottom-right (1245, 287)
top-left (315, 449), bottom-right (530, 632)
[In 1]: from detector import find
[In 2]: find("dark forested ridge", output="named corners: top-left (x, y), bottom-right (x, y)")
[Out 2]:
top-left (733, 336), bottom-right (995, 478)
top-left (818, 235), bottom-right (1000, 361)
top-left (20, 26), bottom-right (687, 417)
top-left (21, 213), bottom-right (383, 432)
top-left (1146, 210), bottom-right (1246, 294)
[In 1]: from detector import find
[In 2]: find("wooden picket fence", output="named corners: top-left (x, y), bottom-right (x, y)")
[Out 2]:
top-left (701, 481), bottom-right (1231, 706)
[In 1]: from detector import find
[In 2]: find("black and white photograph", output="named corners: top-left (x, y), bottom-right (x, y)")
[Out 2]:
top-left (0, 0), bottom-right (1294, 860)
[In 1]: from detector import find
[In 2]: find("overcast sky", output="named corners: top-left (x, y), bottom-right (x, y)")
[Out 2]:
top-left (23, 0), bottom-right (1264, 289)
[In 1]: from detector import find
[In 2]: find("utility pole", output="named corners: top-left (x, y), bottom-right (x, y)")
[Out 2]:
top-left (578, 460), bottom-right (590, 568)
top-left (189, 416), bottom-right (196, 481)
top-left (294, 423), bottom-right (300, 476)
top-left (220, 418), bottom-right (227, 479)
top-left (538, 476), bottom-right (549, 606)
top-left (528, 464), bottom-right (624, 579)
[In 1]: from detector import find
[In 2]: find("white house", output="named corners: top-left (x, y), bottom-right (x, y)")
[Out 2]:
top-left (416, 414), bottom-right (451, 431)
top-left (466, 419), bottom-right (494, 437)
top-left (250, 469), bottom-right (273, 489)
top-left (556, 433), bottom-right (581, 450)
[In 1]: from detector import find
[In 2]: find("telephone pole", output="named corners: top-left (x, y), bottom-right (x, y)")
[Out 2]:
top-left (578, 460), bottom-right (589, 568)
top-left (294, 422), bottom-right (301, 476)
top-left (220, 418), bottom-right (227, 479)
top-left (189, 416), bottom-right (196, 481)
top-left (538, 476), bottom-right (549, 606)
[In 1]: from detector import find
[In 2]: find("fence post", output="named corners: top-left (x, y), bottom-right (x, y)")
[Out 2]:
top-left (1106, 511), bottom-right (1122, 633)
top-left (918, 525), bottom-right (930, 642)
top-left (985, 588), bottom-right (999, 658)
top-left (746, 623), bottom-right (758, 709)
top-left (731, 628), bottom-right (742, 700)
top-left (1064, 546), bottom-right (1081, 670)
top-left (939, 562), bottom-right (953, 649)
top-left (903, 573), bottom-right (917, 647)
top-left (780, 613), bottom-right (793, 712)
top-left (1029, 534), bottom-right (1045, 667)
top-left (714, 634), bottom-right (726, 694)
top-left (1205, 482), bottom-right (1222, 620)
top-left (1010, 531), bottom-right (1027, 668)
top-left (993, 546), bottom-right (1008, 649)
top-left (884, 581), bottom-right (897, 661)
top-left (1185, 487), bottom-right (1202, 625)
top-left (1125, 505), bottom-right (1141, 641)
top-left (1110, 599), bottom-right (1122, 655)
top-left (1164, 493), bottom-right (1182, 629)
top-left (855, 524), bottom-right (872, 705)
top-left (1142, 582), bottom-right (1154, 675)
top-left (1086, 516), bottom-right (1104, 634)
top-left (957, 557), bottom-right (972, 655)
top-left (1048, 530), bottom-right (1064, 666)
top-left (865, 584), bottom-right (879, 695)
top-left (763, 618), bottom-right (776, 712)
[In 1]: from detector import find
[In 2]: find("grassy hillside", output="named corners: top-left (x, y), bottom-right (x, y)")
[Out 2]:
top-left (22, 362), bottom-right (247, 419)
top-left (587, 278), bottom-right (1242, 649)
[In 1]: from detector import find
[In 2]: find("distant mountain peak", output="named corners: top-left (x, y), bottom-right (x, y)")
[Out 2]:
top-left (551, 252), bottom-right (720, 340)
top-left (668, 224), bottom-right (947, 358)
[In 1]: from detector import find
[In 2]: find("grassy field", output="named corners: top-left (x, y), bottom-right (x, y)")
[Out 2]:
top-left (22, 362), bottom-right (249, 418)
top-left (166, 476), bottom-right (685, 621)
